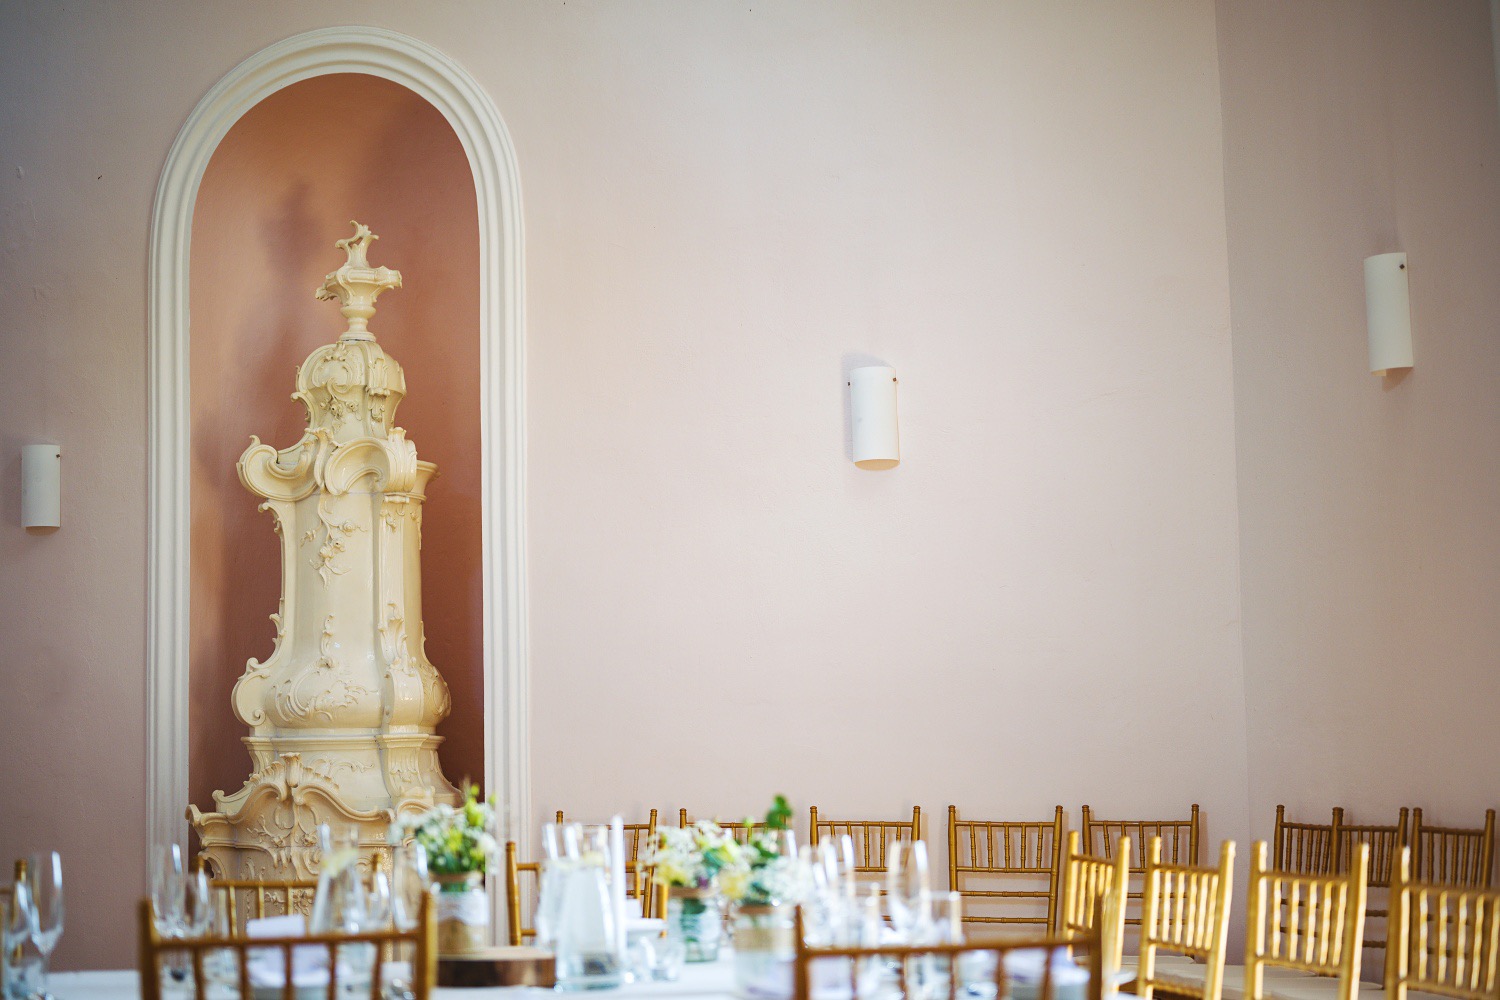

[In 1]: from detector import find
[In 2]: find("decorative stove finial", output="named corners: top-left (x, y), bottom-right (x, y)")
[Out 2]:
top-left (316, 221), bottom-right (402, 342)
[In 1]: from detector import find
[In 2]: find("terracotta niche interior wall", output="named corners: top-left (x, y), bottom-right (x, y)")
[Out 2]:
top-left (189, 73), bottom-right (482, 815)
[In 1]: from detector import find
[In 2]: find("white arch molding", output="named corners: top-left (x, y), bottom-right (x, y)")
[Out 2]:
top-left (146, 26), bottom-right (530, 870)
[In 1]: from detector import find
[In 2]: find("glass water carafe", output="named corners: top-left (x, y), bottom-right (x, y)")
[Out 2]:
top-left (553, 825), bottom-right (626, 991)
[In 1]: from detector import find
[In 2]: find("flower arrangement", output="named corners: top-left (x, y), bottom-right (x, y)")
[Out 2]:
top-left (736, 795), bottom-right (808, 906)
top-left (391, 784), bottom-right (499, 881)
top-left (648, 819), bottom-right (747, 891)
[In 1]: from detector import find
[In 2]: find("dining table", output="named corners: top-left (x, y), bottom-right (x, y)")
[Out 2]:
top-left (47, 952), bottom-right (744, 1000)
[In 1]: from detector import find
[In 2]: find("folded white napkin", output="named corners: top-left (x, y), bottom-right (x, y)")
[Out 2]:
top-left (244, 914), bottom-right (329, 989)
top-left (1002, 949), bottom-right (1089, 987)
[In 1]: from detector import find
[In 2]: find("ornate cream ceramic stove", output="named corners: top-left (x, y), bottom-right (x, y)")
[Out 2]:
top-left (189, 223), bottom-right (460, 880)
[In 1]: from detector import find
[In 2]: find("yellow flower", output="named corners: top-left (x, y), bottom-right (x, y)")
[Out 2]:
top-left (654, 859), bottom-right (688, 886)
top-left (718, 867), bottom-right (750, 902)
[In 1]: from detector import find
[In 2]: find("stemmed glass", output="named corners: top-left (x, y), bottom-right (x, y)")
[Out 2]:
top-left (389, 844), bottom-right (429, 933)
top-left (180, 865), bottom-right (215, 937)
top-left (4, 878), bottom-right (35, 998)
top-left (27, 852), bottom-right (63, 1000)
top-left (387, 844), bottom-right (429, 1000)
top-left (150, 844), bottom-right (185, 938)
top-left (885, 841), bottom-right (931, 942)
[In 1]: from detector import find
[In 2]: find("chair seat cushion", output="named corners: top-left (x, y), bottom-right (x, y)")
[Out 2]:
top-left (1137, 962), bottom-right (1314, 1000)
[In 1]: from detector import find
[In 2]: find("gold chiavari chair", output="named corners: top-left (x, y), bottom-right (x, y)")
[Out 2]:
top-left (946, 805), bottom-right (1065, 931)
top-left (679, 810), bottom-right (763, 844)
top-left (1080, 803), bottom-right (1199, 925)
top-left (555, 808), bottom-right (660, 864)
top-left (791, 903), bottom-right (1106, 1000)
top-left (555, 809), bottom-right (659, 913)
top-left (208, 878), bottom-right (319, 936)
top-left (1412, 808), bottom-right (1496, 890)
top-left (1385, 844), bottom-right (1500, 1000)
top-left (808, 806), bottom-right (921, 877)
top-left (137, 893), bottom-right (437, 1000)
top-left (1273, 805), bottom-right (1344, 876)
top-left (1059, 831), bottom-right (1129, 981)
top-left (1243, 840), bottom-right (1370, 1000)
top-left (504, 841), bottom-right (540, 946)
top-left (1131, 838), bottom-right (1237, 1000)
top-left (1336, 809), bottom-right (1409, 956)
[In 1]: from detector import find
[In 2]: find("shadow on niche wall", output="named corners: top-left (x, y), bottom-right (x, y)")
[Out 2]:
top-left (187, 72), bottom-right (483, 818)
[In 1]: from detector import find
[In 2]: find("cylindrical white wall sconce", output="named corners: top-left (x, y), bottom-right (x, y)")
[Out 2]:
top-left (849, 365), bottom-right (900, 470)
top-left (1364, 252), bottom-right (1413, 375)
top-left (22, 444), bottom-right (61, 529)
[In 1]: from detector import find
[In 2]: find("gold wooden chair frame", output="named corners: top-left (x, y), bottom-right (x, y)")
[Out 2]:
top-left (808, 806), bottom-right (921, 875)
top-left (554, 809), bottom-right (659, 913)
top-left (1059, 830), bottom-right (1129, 978)
top-left (137, 893), bottom-right (436, 1000)
top-left (1080, 803), bottom-right (1199, 925)
top-left (208, 878), bottom-right (319, 937)
top-left (554, 808), bottom-right (660, 864)
top-left (946, 805), bottom-right (1064, 931)
top-left (1336, 808), bottom-right (1408, 955)
top-left (505, 840), bottom-right (658, 944)
top-left (1244, 840), bottom-right (1369, 1000)
top-left (503, 841), bottom-right (541, 946)
top-left (1385, 844), bottom-right (1500, 1000)
top-left (1412, 808), bottom-right (1496, 890)
top-left (678, 810), bottom-right (763, 844)
top-left (1133, 837), bottom-right (1237, 1000)
top-left (791, 903), bottom-right (1105, 1000)
top-left (1272, 805), bottom-right (1343, 876)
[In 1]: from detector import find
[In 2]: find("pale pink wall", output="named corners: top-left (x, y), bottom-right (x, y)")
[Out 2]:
top-left (1218, 0), bottom-right (1500, 840)
top-left (189, 74), bottom-right (483, 810)
top-left (523, 3), bottom-right (1248, 866)
top-left (0, 0), bottom-right (1264, 968)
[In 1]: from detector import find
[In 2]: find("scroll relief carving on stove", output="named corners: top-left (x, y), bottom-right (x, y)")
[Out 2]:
top-left (190, 222), bottom-right (460, 881)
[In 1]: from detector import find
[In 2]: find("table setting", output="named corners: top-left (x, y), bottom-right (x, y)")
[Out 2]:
top-left (7, 795), bottom-right (1103, 1000)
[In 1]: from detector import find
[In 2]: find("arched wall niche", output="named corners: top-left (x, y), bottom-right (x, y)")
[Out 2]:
top-left (148, 26), bottom-right (528, 870)
top-left (188, 72), bottom-right (483, 810)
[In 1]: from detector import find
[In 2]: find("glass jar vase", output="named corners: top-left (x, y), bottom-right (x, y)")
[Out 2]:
top-left (733, 904), bottom-right (797, 997)
top-left (666, 887), bottom-right (723, 963)
top-left (432, 871), bottom-right (489, 955)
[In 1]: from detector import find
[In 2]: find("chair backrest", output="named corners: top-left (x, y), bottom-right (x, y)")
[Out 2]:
top-left (208, 878), bottom-right (319, 937)
top-left (1337, 808), bottom-right (1410, 955)
top-left (1080, 804), bottom-right (1198, 925)
top-left (554, 810), bottom-right (659, 912)
top-left (808, 807), bottom-right (922, 874)
top-left (947, 805), bottom-right (1065, 931)
top-left (1273, 805), bottom-right (1344, 876)
top-left (1386, 845), bottom-right (1500, 1000)
top-left (1080, 804), bottom-right (1200, 870)
top-left (791, 903), bottom-right (1105, 1000)
top-left (1244, 839), bottom-right (1369, 1000)
top-left (137, 893), bottom-right (436, 1000)
top-left (1412, 808), bottom-right (1497, 890)
top-left (1059, 830), bottom-right (1129, 977)
top-left (1337, 808), bottom-right (1409, 888)
top-left (1135, 837), bottom-right (1237, 1000)
top-left (503, 841), bottom-right (540, 946)
top-left (555, 809), bottom-right (659, 863)
top-left (678, 810), bottom-right (762, 844)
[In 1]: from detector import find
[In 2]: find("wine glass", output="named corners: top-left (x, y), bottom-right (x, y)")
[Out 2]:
top-left (390, 843), bottom-right (429, 932)
top-left (181, 865), bottom-right (215, 938)
top-left (27, 852), bottom-right (63, 1000)
top-left (365, 868), bottom-right (393, 930)
top-left (885, 841), bottom-right (931, 943)
top-left (387, 844), bottom-right (429, 1000)
top-left (150, 844), bottom-right (185, 938)
top-left (4, 878), bottom-right (36, 997)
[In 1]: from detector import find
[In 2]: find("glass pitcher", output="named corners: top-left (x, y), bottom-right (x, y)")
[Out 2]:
top-left (553, 824), bottom-right (626, 991)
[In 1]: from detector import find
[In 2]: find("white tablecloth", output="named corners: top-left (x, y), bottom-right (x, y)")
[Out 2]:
top-left (50, 955), bottom-right (741, 1000)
